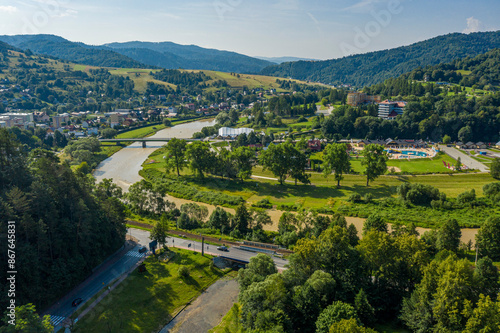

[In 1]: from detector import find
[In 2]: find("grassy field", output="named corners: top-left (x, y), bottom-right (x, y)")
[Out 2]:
top-left (184, 70), bottom-right (311, 91)
top-left (109, 68), bottom-right (177, 93)
top-left (144, 146), bottom-right (495, 208)
top-left (115, 124), bottom-right (167, 139)
top-left (347, 152), bottom-right (459, 174)
top-left (141, 144), bottom-right (499, 228)
top-left (73, 248), bottom-right (224, 333)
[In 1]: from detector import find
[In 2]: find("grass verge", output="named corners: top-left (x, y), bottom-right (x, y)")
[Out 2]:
top-left (73, 248), bottom-right (224, 333)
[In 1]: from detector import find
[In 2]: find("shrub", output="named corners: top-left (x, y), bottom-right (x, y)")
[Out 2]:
top-left (252, 198), bottom-right (273, 209)
top-left (397, 182), bottom-right (441, 205)
top-left (348, 193), bottom-right (363, 203)
top-left (178, 266), bottom-right (190, 278)
top-left (363, 193), bottom-right (373, 203)
top-left (483, 182), bottom-right (500, 202)
top-left (456, 189), bottom-right (476, 205)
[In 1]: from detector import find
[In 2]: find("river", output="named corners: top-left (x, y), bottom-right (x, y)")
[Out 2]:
top-left (94, 119), bottom-right (217, 190)
top-left (94, 118), bottom-right (478, 244)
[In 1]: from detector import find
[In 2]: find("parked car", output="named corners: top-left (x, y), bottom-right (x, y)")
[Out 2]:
top-left (217, 246), bottom-right (228, 252)
top-left (138, 246), bottom-right (147, 253)
top-left (72, 298), bottom-right (83, 307)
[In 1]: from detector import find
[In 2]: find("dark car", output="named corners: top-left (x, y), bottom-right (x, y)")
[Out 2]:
top-left (72, 298), bottom-right (83, 307)
top-left (138, 246), bottom-right (147, 253)
top-left (217, 246), bottom-right (228, 252)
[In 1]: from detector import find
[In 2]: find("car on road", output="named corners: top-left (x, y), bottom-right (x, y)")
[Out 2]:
top-left (217, 246), bottom-right (229, 252)
top-left (71, 298), bottom-right (83, 307)
top-left (139, 246), bottom-right (147, 253)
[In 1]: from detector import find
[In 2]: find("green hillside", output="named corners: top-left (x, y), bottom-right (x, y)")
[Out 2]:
top-left (0, 34), bottom-right (148, 69)
top-left (261, 31), bottom-right (500, 87)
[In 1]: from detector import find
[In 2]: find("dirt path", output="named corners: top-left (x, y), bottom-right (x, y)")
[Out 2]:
top-left (159, 278), bottom-right (239, 333)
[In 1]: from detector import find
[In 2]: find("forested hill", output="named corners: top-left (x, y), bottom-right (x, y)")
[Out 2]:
top-left (0, 129), bottom-right (127, 311)
top-left (0, 34), bottom-right (148, 68)
top-left (0, 35), bottom-right (275, 73)
top-left (104, 41), bottom-right (274, 73)
top-left (0, 41), bottom-right (18, 53)
top-left (401, 48), bottom-right (500, 89)
top-left (260, 31), bottom-right (500, 87)
top-left (365, 48), bottom-right (500, 97)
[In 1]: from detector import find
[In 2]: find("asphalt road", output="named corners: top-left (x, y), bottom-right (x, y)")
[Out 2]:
top-left (129, 228), bottom-right (289, 271)
top-left (45, 243), bottom-right (146, 329)
top-left (438, 145), bottom-right (489, 172)
top-left (47, 228), bottom-right (288, 329)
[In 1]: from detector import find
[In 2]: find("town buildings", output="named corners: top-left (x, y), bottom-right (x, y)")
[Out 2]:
top-left (378, 100), bottom-right (407, 120)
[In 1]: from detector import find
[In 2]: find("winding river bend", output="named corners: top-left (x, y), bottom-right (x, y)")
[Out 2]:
top-left (94, 118), bottom-right (478, 244)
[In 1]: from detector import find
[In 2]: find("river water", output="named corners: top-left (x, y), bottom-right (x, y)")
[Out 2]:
top-left (94, 119), bottom-right (216, 190)
top-left (94, 118), bottom-right (478, 244)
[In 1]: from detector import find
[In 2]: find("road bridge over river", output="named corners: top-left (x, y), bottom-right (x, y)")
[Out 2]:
top-left (99, 138), bottom-right (202, 148)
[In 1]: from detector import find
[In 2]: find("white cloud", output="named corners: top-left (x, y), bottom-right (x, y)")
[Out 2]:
top-left (0, 5), bottom-right (18, 13)
top-left (463, 16), bottom-right (482, 34)
top-left (343, 0), bottom-right (381, 12)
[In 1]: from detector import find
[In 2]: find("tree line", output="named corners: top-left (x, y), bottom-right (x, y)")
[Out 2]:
top-left (233, 213), bottom-right (500, 332)
top-left (0, 129), bottom-right (127, 320)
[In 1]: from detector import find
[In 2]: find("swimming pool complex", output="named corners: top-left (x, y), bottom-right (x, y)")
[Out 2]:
top-left (385, 149), bottom-right (430, 158)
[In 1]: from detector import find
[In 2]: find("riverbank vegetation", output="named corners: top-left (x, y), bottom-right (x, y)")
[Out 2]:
top-left (139, 138), bottom-right (498, 229)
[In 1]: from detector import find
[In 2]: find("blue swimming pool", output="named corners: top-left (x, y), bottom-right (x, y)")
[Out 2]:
top-left (400, 150), bottom-right (428, 157)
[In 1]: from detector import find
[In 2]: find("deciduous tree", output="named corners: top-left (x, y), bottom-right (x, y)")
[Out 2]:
top-left (165, 138), bottom-right (187, 176)
top-left (361, 144), bottom-right (388, 186)
top-left (323, 143), bottom-right (351, 187)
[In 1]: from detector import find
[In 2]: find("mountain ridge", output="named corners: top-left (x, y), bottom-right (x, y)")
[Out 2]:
top-left (260, 31), bottom-right (500, 87)
top-left (103, 41), bottom-right (273, 73)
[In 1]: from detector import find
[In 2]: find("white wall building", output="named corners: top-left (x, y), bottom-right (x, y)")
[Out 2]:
top-left (218, 127), bottom-right (254, 138)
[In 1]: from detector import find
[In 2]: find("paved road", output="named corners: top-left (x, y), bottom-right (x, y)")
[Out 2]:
top-left (438, 145), bottom-right (489, 172)
top-left (129, 228), bottom-right (289, 271)
top-left (45, 243), bottom-right (146, 329)
top-left (47, 228), bottom-right (287, 330)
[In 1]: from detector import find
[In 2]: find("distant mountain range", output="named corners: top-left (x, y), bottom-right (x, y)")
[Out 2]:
top-left (255, 56), bottom-right (319, 64)
top-left (0, 35), bottom-right (273, 73)
top-left (260, 31), bottom-right (500, 87)
top-left (0, 34), bottom-right (147, 68)
top-left (103, 41), bottom-right (273, 73)
top-left (3, 32), bottom-right (500, 87)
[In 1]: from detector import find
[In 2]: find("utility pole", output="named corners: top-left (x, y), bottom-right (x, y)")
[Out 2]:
top-left (475, 243), bottom-right (479, 265)
top-left (202, 237), bottom-right (205, 256)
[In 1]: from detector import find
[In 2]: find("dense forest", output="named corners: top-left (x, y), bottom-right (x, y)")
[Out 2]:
top-left (366, 48), bottom-right (500, 96)
top-left (261, 31), bottom-right (500, 87)
top-left (232, 215), bottom-right (500, 332)
top-left (153, 69), bottom-right (212, 88)
top-left (320, 93), bottom-right (500, 142)
top-left (316, 48), bottom-right (500, 143)
top-left (0, 129), bottom-right (127, 312)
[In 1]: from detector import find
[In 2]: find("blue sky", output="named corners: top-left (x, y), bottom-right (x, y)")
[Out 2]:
top-left (1, 0), bottom-right (499, 60)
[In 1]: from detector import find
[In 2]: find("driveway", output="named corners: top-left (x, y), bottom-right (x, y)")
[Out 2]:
top-left (438, 145), bottom-right (489, 172)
